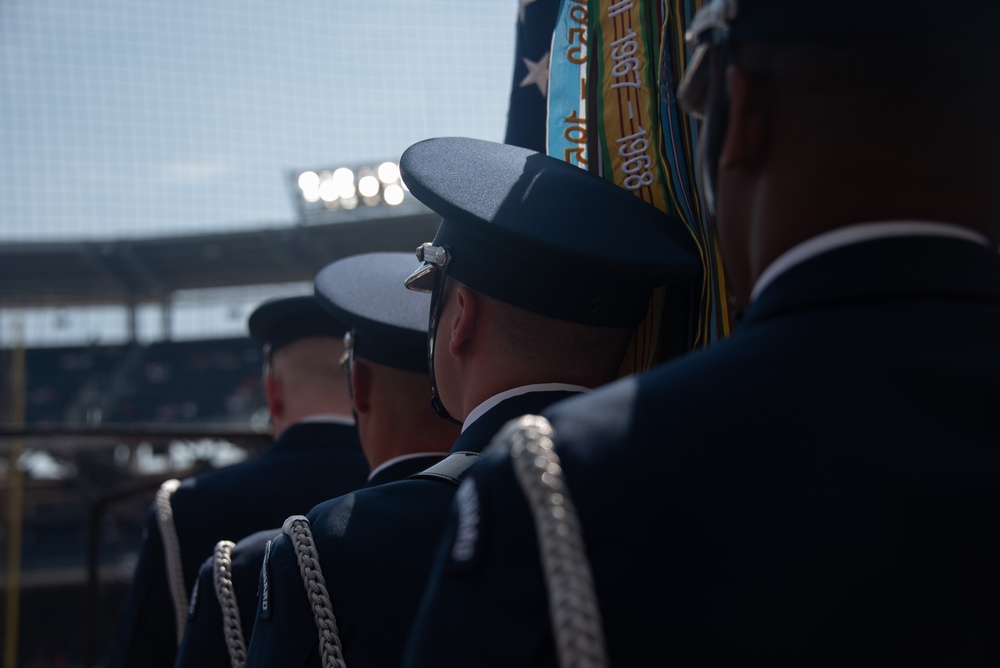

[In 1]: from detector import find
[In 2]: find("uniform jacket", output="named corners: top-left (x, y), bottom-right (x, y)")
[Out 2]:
top-left (243, 390), bottom-right (581, 668)
top-left (403, 236), bottom-right (1000, 667)
top-left (108, 419), bottom-right (368, 668)
top-left (173, 453), bottom-right (447, 668)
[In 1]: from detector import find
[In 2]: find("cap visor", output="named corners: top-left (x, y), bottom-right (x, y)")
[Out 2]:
top-left (404, 262), bottom-right (436, 292)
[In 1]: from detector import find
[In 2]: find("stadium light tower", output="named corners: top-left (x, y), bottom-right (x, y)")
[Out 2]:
top-left (291, 160), bottom-right (409, 223)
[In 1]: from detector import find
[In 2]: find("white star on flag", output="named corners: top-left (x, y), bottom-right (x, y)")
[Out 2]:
top-left (519, 51), bottom-right (550, 97)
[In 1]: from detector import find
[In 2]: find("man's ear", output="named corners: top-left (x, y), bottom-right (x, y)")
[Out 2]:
top-left (719, 64), bottom-right (768, 169)
top-left (448, 285), bottom-right (479, 357)
top-left (352, 358), bottom-right (372, 415)
top-left (264, 373), bottom-right (284, 420)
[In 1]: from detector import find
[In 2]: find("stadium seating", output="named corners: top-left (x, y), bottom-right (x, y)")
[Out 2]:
top-left (4, 337), bottom-right (266, 427)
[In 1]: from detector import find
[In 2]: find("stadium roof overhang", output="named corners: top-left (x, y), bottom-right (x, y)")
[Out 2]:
top-left (0, 202), bottom-right (442, 309)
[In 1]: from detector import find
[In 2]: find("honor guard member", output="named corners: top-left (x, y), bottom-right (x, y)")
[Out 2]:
top-left (403, 2), bottom-right (1000, 666)
top-left (108, 295), bottom-right (370, 668)
top-left (173, 252), bottom-right (460, 668)
top-left (243, 136), bottom-right (702, 668)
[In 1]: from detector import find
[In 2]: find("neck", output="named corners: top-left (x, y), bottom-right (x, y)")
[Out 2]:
top-left (360, 415), bottom-right (457, 471)
top-left (454, 362), bottom-right (609, 422)
top-left (737, 152), bottom-right (1000, 307)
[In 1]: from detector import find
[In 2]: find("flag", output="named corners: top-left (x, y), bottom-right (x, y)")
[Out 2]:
top-left (503, 0), bottom-right (561, 152)
top-left (657, 0), bottom-right (734, 347)
top-left (546, 0), bottom-right (590, 169)
top-left (500, 0), bottom-right (733, 374)
top-left (572, 0), bottom-right (733, 368)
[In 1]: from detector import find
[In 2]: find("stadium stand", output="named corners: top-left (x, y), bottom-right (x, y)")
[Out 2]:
top-left (4, 337), bottom-right (263, 427)
top-left (0, 211), bottom-right (445, 668)
top-left (109, 337), bottom-right (263, 425)
top-left (19, 344), bottom-right (132, 425)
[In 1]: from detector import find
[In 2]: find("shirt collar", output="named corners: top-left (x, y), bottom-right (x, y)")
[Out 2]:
top-left (462, 383), bottom-right (591, 433)
top-left (296, 413), bottom-right (356, 427)
top-left (367, 452), bottom-right (444, 481)
top-left (751, 221), bottom-right (992, 303)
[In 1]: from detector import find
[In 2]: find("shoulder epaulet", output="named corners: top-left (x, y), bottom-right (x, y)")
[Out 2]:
top-left (408, 451), bottom-right (483, 485)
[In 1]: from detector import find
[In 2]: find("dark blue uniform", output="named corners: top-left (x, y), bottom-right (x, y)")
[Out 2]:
top-left (108, 420), bottom-right (368, 668)
top-left (173, 453), bottom-right (446, 668)
top-left (403, 236), bottom-right (1000, 666)
top-left (244, 389), bottom-right (581, 668)
top-left (177, 251), bottom-right (453, 668)
top-left (243, 136), bottom-right (701, 667)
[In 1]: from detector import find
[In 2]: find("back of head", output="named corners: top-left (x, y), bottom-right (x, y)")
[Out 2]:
top-left (267, 336), bottom-right (351, 416)
top-left (731, 2), bottom-right (1000, 159)
top-left (248, 294), bottom-right (352, 436)
top-left (400, 137), bottom-right (705, 419)
top-left (680, 0), bottom-right (1000, 303)
top-left (686, 0), bottom-right (1000, 197)
top-left (483, 293), bottom-right (636, 386)
top-left (315, 252), bottom-right (459, 466)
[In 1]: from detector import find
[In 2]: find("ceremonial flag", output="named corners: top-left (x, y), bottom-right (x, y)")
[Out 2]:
top-left (501, 0), bottom-right (733, 374)
top-left (571, 0), bottom-right (733, 370)
top-left (504, 0), bottom-right (561, 152)
top-left (656, 0), bottom-right (733, 348)
top-left (547, 0), bottom-right (590, 169)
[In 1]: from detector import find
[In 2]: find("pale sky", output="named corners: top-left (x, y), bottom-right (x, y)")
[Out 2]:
top-left (0, 0), bottom-right (521, 345)
top-left (0, 0), bottom-right (518, 241)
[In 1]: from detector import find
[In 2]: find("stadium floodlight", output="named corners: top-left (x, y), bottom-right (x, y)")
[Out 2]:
top-left (358, 174), bottom-right (380, 198)
top-left (332, 168), bottom-right (355, 198)
top-left (383, 184), bottom-right (404, 205)
top-left (318, 175), bottom-right (338, 203)
top-left (298, 171), bottom-right (321, 203)
top-left (291, 159), bottom-right (410, 222)
top-left (377, 161), bottom-right (400, 184)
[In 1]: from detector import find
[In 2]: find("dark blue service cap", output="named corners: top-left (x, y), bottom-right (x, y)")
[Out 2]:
top-left (400, 137), bottom-right (702, 328)
top-left (247, 294), bottom-right (349, 353)
top-left (689, 0), bottom-right (1000, 43)
top-left (314, 252), bottom-right (430, 373)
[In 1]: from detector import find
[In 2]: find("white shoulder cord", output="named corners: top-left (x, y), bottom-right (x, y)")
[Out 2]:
top-left (282, 515), bottom-right (348, 668)
top-left (155, 478), bottom-right (189, 647)
top-left (212, 539), bottom-right (247, 668)
top-left (502, 415), bottom-right (608, 668)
